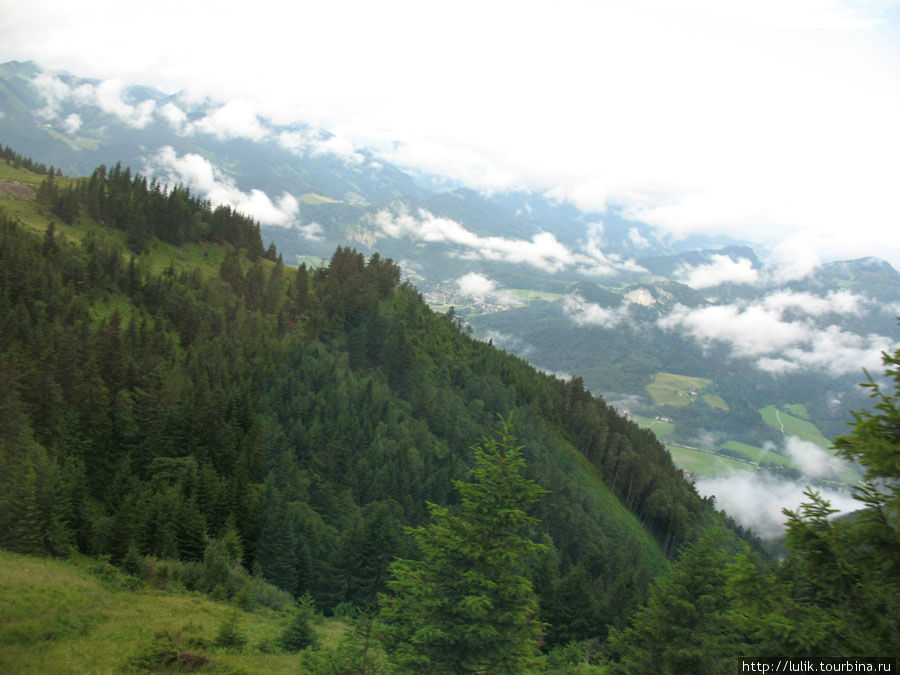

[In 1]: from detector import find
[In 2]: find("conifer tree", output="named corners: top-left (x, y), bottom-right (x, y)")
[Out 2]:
top-left (607, 525), bottom-right (743, 674)
top-left (379, 417), bottom-right (548, 672)
top-left (728, 345), bottom-right (900, 657)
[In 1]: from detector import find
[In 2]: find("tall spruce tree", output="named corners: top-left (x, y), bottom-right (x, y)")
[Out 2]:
top-left (379, 417), bottom-right (548, 673)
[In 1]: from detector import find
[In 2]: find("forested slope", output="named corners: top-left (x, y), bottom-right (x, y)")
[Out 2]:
top-left (0, 152), bottom-right (716, 647)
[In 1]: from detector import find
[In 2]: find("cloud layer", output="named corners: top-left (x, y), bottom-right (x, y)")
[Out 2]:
top-left (33, 73), bottom-right (156, 128)
top-left (676, 255), bottom-right (759, 288)
top-left (146, 146), bottom-right (299, 227)
top-left (695, 470), bottom-right (860, 539)
top-left (562, 294), bottom-right (630, 328)
top-left (373, 207), bottom-right (644, 275)
top-left (6, 1), bottom-right (900, 268)
top-left (658, 290), bottom-right (892, 375)
top-left (455, 272), bottom-right (523, 306)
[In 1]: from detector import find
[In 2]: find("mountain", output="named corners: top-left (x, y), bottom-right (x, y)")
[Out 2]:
top-left (3, 82), bottom-right (899, 666)
top-left (1, 154), bottom-right (733, 656)
top-left (636, 245), bottom-right (762, 278)
top-left (0, 60), bottom-right (430, 205)
top-left (3, 60), bottom-right (898, 528)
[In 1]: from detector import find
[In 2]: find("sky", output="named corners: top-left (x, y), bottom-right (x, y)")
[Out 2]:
top-left (2, 0), bottom-right (900, 268)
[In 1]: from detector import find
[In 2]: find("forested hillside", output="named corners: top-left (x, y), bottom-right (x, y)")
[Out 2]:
top-left (0, 154), bottom-right (717, 650)
top-left (2, 151), bottom-right (899, 670)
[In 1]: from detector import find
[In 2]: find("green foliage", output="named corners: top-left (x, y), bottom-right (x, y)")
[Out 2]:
top-left (127, 630), bottom-right (210, 672)
top-left (213, 609), bottom-right (248, 651)
top-left (0, 548), bottom-right (319, 672)
top-left (607, 525), bottom-right (745, 674)
top-left (727, 345), bottom-right (900, 658)
top-left (297, 612), bottom-right (389, 674)
top-left (278, 600), bottom-right (319, 652)
top-left (0, 149), bottom-right (719, 657)
top-left (379, 417), bottom-right (548, 672)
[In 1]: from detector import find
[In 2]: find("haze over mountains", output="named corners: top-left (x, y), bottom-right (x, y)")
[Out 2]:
top-left (2, 59), bottom-right (898, 537)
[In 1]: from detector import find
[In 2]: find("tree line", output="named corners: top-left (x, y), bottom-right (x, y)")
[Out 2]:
top-left (34, 161), bottom-right (272, 257)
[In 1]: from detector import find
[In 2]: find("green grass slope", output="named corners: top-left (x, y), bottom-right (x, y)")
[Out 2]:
top-left (759, 404), bottom-right (831, 447)
top-left (646, 372), bottom-right (729, 410)
top-left (0, 550), bottom-right (330, 674)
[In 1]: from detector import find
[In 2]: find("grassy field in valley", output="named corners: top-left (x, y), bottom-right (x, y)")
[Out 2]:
top-left (666, 445), bottom-right (757, 477)
top-left (631, 414), bottom-right (675, 439)
top-left (719, 440), bottom-right (795, 468)
top-left (759, 404), bottom-right (832, 448)
top-left (646, 372), bottom-right (729, 410)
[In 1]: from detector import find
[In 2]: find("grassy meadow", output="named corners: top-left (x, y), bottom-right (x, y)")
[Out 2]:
top-left (719, 440), bottom-right (795, 468)
top-left (631, 414), bottom-right (675, 439)
top-left (646, 372), bottom-right (729, 410)
top-left (0, 550), bottom-right (352, 674)
top-left (666, 445), bottom-right (756, 477)
top-left (759, 404), bottom-right (832, 448)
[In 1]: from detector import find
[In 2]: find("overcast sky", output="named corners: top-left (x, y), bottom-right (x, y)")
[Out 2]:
top-left (2, 0), bottom-right (900, 268)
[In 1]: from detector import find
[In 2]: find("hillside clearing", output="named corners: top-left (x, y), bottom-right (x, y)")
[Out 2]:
top-left (0, 550), bottom-right (325, 674)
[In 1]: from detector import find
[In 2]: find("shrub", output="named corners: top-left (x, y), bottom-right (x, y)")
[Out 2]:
top-left (127, 630), bottom-right (210, 671)
top-left (278, 605), bottom-right (318, 653)
top-left (213, 610), bottom-right (247, 651)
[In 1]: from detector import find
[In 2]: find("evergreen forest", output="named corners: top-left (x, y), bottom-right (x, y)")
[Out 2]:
top-left (0, 149), bottom-right (897, 671)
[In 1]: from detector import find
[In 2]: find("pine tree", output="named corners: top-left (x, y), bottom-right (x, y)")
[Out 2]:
top-left (379, 417), bottom-right (548, 672)
top-left (607, 525), bottom-right (744, 674)
top-left (278, 599), bottom-right (319, 652)
top-left (728, 345), bottom-right (900, 657)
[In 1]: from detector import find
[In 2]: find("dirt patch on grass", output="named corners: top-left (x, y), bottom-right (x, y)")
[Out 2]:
top-left (0, 179), bottom-right (36, 199)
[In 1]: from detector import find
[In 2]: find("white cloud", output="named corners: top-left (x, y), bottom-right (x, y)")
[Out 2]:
top-left (373, 205), bottom-right (643, 274)
top-left (767, 232), bottom-right (824, 282)
top-left (456, 272), bottom-right (496, 299)
top-left (73, 79), bottom-right (156, 128)
top-left (562, 294), bottom-right (629, 328)
top-left (147, 146), bottom-right (299, 227)
top-left (628, 227), bottom-right (651, 248)
top-left (159, 102), bottom-right (191, 134)
top-left (659, 291), bottom-right (893, 375)
top-left (5, 0), bottom-right (900, 268)
top-left (694, 471), bottom-right (860, 539)
top-left (782, 436), bottom-right (850, 480)
top-left (297, 222), bottom-right (324, 241)
top-left (195, 99), bottom-right (268, 141)
top-left (660, 303), bottom-right (808, 356)
top-left (676, 255), bottom-right (759, 288)
top-left (756, 357), bottom-right (803, 374)
top-left (278, 129), bottom-right (365, 165)
top-left (61, 113), bottom-right (82, 135)
top-left (481, 329), bottom-right (534, 357)
top-left (31, 72), bottom-right (72, 119)
top-left (760, 289), bottom-right (866, 316)
top-left (456, 273), bottom-right (522, 306)
top-left (581, 222), bottom-right (648, 276)
top-left (309, 135), bottom-right (365, 165)
top-left (782, 325), bottom-right (893, 376)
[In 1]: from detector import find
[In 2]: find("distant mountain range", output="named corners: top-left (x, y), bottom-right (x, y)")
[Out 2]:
top-left (3, 59), bottom-right (898, 498)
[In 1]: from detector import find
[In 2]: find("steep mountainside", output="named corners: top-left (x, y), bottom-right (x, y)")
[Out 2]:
top-left (4, 60), bottom-right (897, 527)
top-left (0, 154), bottom-right (739, 650)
